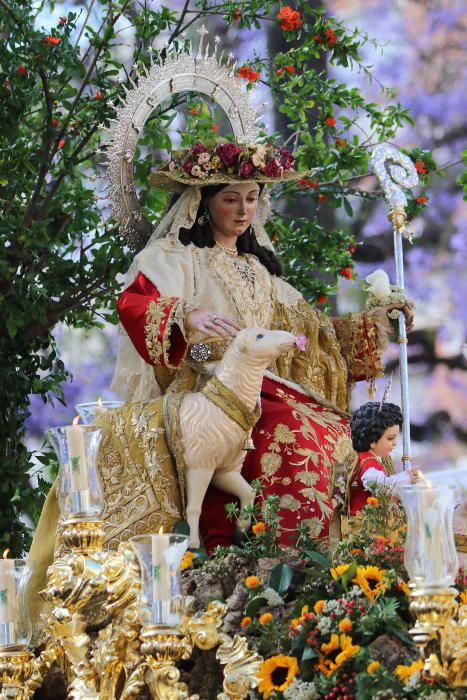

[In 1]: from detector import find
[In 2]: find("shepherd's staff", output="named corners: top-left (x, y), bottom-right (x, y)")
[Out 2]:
top-left (370, 145), bottom-right (419, 469)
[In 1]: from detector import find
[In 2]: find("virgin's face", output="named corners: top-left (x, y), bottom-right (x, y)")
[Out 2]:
top-left (204, 183), bottom-right (260, 241)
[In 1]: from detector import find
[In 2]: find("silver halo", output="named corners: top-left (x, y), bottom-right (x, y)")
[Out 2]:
top-left (104, 28), bottom-right (261, 251)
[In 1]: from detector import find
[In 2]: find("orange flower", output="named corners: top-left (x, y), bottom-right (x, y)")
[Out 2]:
top-left (416, 195), bottom-right (427, 205)
top-left (181, 551), bottom-right (195, 571)
top-left (238, 66), bottom-right (260, 83)
top-left (95, 91), bottom-right (104, 100)
top-left (59, 16), bottom-right (67, 26)
top-left (313, 34), bottom-right (323, 44)
top-left (211, 123), bottom-right (219, 132)
top-left (285, 65), bottom-right (295, 74)
top-left (277, 68), bottom-right (284, 76)
top-left (245, 575), bottom-right (261, 589)
top-left (278, 6), bottom-right (302, 31)
top-left (259, 612), bottom-right (273, 625)
top-left (367, 660), bottom-right (380, 674)
top-left (252, 521), bottom-right (266, 535)
top-left (351, 548), bottom-right (363, 556)
top-left (308, 180), bottom-right (318, 189)
top-left (338, 618), bottom-right (352, 633)
top-left (318, 193), bottom-right (328, 203)
top-left (43, 35), bottom-right (61, 45)
top-left (57, 139), bottom-right (65, 149)
top-left (397, 581), bottom-right (411, 596)
top-left (325, 28), bottom-right (337, 47)
top-left (298, 177), bottom-right (308, 188)
top-left (314, 600), bottom-right (325, 613)
top-left (325, 116), bottom-right (336, 127)
top-left (318, 295), bottom-right (327, 304)
top-left (414, 160), bottom-right (427, 175)
top-left (367, 496), bottom-right (379, 507)
top-left (336, 138), bottom-right (346, 148)
top-left (240, 616), bottom-right (252, 628)
top-left (232, 7), bottom-right (241, 21)
top-left (17, 65), bottom-right (27, 75)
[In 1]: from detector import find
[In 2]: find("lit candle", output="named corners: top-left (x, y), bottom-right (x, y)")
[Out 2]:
top-left (65, 415), bottom-right (88, 491)
top-left (0, 551), bottom-right (17, 625)
top-left (94, 397), bottom-right (105, 417)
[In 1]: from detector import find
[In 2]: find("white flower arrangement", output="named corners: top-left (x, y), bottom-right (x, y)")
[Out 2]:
top-left (283, 678), bottom-right (319, 699)
top-left (365, 269), bottom-right (415, 321)
top-left (262, 587), bottom-right (284, 607)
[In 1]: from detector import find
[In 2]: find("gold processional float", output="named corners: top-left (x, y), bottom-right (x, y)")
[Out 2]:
top-left (1, 28), bottom-right (466, 699)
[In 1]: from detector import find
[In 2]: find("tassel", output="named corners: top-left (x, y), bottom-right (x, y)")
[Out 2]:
top-left (368, 378), bottom-right (377, 401)
top-left (243, 430), bottom-right (255, 451)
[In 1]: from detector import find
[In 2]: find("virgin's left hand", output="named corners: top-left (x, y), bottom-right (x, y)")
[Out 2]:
top-left (383, 303), bottom-right (414, 333)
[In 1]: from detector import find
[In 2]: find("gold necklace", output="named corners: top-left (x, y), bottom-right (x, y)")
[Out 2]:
top-left (215, 241), bottom-right (238, 256)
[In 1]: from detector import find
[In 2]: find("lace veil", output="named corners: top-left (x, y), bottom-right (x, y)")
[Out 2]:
top-left (111, 185), bottom-right (275, 400)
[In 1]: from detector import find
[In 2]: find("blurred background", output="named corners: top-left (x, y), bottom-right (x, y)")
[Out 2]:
top-left (26, 0), bottom-right (466, 476)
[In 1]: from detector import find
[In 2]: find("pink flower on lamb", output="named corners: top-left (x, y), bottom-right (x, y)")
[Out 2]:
top-left (263, 158), bottom-right (283, 177)
top-left (238, 160), bottom-right (255, 178)
top-left (216, 142), bottom-right (242, 167)
top-left (295, 335), bottom-right (307, 351)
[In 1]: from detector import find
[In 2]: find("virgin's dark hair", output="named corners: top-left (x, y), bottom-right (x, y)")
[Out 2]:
top-left (174, 184), bottom-right (283, 277)
top-left (350, 402), bottom-right (403, 452)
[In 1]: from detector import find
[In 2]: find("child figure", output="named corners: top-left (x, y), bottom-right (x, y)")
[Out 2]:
top-left (346, 401), bottom-right (412, 517)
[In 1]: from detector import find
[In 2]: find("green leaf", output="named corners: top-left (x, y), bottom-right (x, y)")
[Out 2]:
top-left (267, 563), bottom-right (293, 595)
top-left (341, 562), bottom-right (358, 589)
top-left (303, 550), bottom-right (331, 569)
top-left (245, 596), bottom-right (268, 618)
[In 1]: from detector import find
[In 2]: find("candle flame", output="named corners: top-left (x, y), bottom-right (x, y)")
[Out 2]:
top-left (72, 415), bottom-right (80, 427)
top-left (158, 526), bottom-right (164, 534)
top-left (2, 549), bottom-right (10, 559)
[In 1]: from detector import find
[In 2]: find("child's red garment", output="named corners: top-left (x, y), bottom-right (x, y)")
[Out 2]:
top-left (348, 451), bottom-right (385, 516)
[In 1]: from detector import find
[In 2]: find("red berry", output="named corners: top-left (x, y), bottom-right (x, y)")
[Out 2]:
top-left (348, 245), bottom-right (356, 254)
top-left (17, 65), bottom-right (27, 75)
top-left (358, 605), bottom-right (365, 611)
top-left (330, 611), bottom-right (336, 618)
top-left (340, 267), bottom-right (352, 279)
top-left (52, 118), bottom-right (59, 127)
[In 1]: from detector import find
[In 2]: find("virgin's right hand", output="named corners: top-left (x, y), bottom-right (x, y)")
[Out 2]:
top-left (186, 309), bottom-right (242, 341)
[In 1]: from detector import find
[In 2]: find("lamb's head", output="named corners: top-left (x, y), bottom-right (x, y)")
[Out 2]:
top-left (230, 327), bottom-right (297, 368)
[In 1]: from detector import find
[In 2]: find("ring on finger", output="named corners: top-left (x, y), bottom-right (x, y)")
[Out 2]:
top-left (211, 315), bottom-right (219, 324)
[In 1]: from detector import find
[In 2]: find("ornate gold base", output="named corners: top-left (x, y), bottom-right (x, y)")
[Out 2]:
top-left (0, 650), bottom-right (34, 699)
top-left (61, 518), bottom-right (105, 552)
top-left (409, 587), bottom-right (467, 688)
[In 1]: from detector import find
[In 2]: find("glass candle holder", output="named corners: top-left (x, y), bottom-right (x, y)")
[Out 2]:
top-left (75, 400), bottom-right (124, 424)
top-left (47, 425), bottom-right (104, 519)
top-left (0, 559), bottom-right (33, 650)
top-left (130, 534), bottom-right (189, 630)
top-left (398, 482), bottom-right (458, 589)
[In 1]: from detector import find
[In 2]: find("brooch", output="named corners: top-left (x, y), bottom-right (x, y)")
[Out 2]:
top-left (189, 342), bottom-right (212, 362)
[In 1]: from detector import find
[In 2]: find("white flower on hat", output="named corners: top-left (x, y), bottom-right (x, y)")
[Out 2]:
top-left (365, 269), bottom-right (392, 301)
top-left (191, 165), bottom-right (202, 177)
top-left (168, 161), bottom-right (176, 172)
top-left (198, 152), bottom-right (210, 164)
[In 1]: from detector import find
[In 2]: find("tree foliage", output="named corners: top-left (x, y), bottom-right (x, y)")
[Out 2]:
top-left (0, 0), bottom-right (434, 553)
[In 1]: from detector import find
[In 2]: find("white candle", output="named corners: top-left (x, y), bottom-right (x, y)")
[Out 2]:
top-left (94, 398), bottom-right (105, 417)
top-left (0, 556), bottom-right (17, 625)
top-left (65, 416), bottom-right (88, 491)
top-left (151, 531), bottom-right (171, 604)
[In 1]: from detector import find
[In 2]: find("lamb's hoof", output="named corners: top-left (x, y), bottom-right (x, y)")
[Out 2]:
top-left (232, 526), bottom-right (251, 546)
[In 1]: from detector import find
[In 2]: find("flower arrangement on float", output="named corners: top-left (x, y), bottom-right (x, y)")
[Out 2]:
top-left (182, 487), bottom-right (467, 699)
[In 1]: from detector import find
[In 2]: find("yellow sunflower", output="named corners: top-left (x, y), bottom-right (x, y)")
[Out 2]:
top-left (354, 566), bottom-right (388, 601)
top-left (316, 633), bottom-right (360, 676)
top-left (330, 563), bottom-right (351, 580)
top-left (257, 654), bottom-right (299, 698)
top-left (395, 659), bottom-right (424, 681)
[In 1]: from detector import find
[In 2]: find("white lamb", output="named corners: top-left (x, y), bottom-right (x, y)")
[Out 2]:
top-left (179, 327), bottom-right (297, 548)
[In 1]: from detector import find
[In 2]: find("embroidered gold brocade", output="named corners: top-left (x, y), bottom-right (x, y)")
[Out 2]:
top-left (332, 311), bottom-right (384, 383)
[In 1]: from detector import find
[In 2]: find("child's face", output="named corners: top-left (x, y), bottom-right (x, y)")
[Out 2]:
top-left (370, 424), bottom-right (400, 458)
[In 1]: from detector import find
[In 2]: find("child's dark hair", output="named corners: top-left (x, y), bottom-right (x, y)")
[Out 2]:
top-left (173, 184), bottom-right (283, 277)
top-left (350, 402), bottom-right (403, 452)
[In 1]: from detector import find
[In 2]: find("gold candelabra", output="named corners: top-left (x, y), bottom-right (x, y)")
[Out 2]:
top-left (0, 516), bottom-right (262, 700)
top-left (398, 482), bottom-right (467, 688)
top-left (0, 420), bottom-right (262, 699)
